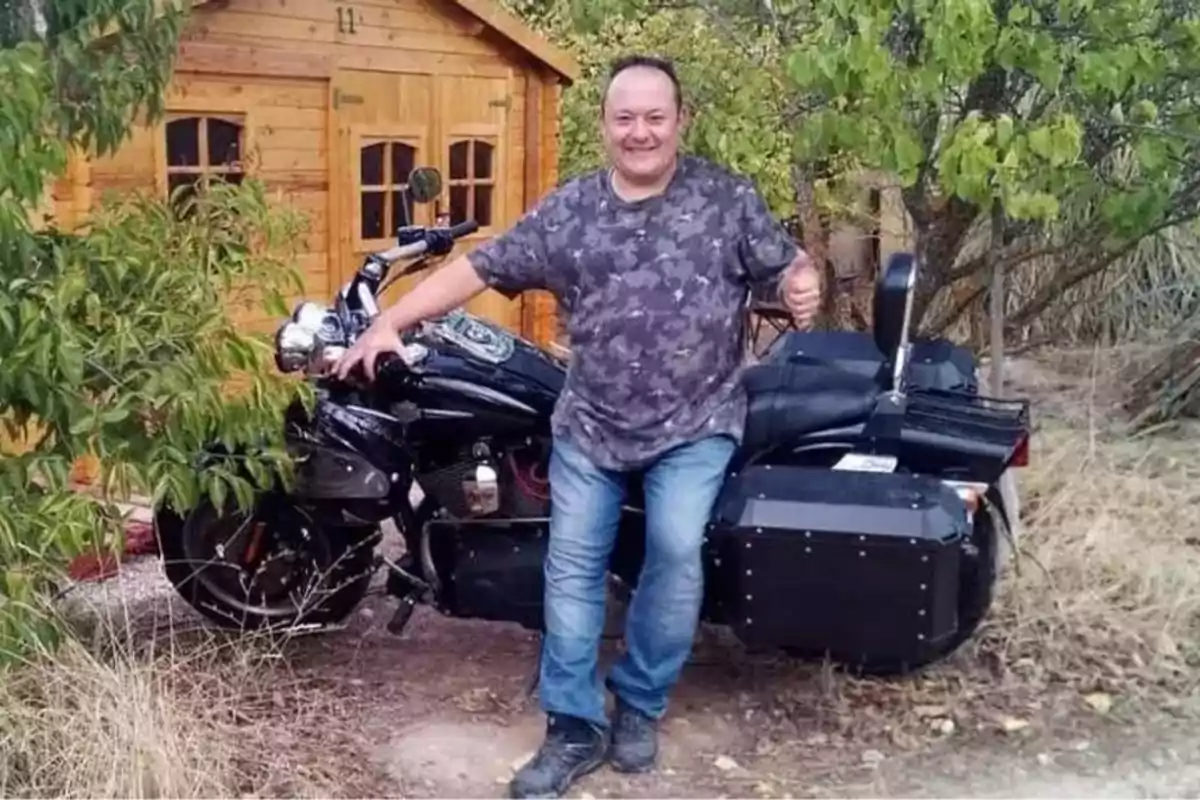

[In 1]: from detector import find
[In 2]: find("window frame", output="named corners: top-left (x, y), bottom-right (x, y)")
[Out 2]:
top-left (443, 123), bottom-right (501, 236)
top-left (348, 124), bottom-right (429, 254)
top-left (155, 110), bottom-right (256, 203)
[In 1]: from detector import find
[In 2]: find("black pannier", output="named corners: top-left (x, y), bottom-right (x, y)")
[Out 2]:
top-left (702, 463), bottom-right (971, 670)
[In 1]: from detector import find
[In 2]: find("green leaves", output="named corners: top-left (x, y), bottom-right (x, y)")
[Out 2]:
top-left (0, 178), bottom-right (309, 663)
top-left (0, 0), bottom-right (312, 664)
top-left (774, 0), bottom-right (1200, 249)
top-left (510, 0), bottom-right (1200, 344)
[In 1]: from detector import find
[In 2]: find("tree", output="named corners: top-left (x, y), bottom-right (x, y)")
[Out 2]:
top-left (0, 0), bottom-right (306, 660)
top-left (511, 0), bottom-right (1200, 340)
top-left (784, 0), bottom-right (1200, 336)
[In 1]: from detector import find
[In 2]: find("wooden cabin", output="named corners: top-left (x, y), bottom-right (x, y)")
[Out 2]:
top-left (48, 0), bottom-right (577, 346)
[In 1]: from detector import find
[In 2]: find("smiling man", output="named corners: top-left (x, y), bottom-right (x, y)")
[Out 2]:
top-left (336, 54), bottom-right (820, 798)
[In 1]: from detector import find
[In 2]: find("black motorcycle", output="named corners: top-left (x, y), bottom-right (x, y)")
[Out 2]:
top-left (155, 166), bottom-right (1031, 676)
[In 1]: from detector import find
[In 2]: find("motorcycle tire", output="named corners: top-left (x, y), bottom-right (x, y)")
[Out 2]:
top-left (158, 491), bottom-right (377, 632)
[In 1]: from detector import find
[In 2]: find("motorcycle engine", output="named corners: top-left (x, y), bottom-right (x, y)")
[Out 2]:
top-left (463, 443), bottom-right (500, 516)
top-left (416, 440), bottom-right (551, 519)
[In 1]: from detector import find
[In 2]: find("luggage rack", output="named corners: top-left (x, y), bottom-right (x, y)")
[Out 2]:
top-left (905, 388), bottom-right (1029, 431)
top-left (899, 388), bottom-right (1030, 480)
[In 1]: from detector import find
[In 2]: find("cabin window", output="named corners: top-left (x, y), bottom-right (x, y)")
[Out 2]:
top-left (446, 138), bottom-right (495, 228)
top-left (360, 139), bottom-right (418, 240)
top-left (163, 115), bottom-right (246, 208)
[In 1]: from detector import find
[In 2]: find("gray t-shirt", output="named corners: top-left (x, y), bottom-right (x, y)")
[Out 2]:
top-left (467, 154), bottom-right (798, 471)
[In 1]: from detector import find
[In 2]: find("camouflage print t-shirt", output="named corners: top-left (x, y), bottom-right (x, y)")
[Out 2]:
top-left (467, 154), bottom-right (799, 471)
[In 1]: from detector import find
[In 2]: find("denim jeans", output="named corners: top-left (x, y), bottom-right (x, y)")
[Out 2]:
top-left (537, 433), bottom-right (737, 728)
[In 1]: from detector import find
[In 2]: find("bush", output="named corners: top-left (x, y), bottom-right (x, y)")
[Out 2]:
top-left (0, 179), bottom-right (312, 663)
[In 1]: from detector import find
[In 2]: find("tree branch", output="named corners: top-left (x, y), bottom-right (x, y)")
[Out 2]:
top-left (1006, 206), bottom-right (1200, 331)
top-left (925, 282), bottom-right (987, 336)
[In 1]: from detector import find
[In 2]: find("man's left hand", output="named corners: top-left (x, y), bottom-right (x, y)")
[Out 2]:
top-left (781, 253), bottom-right (821, 329)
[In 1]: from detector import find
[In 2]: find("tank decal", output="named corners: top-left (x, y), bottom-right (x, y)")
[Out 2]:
top-left (426, 309), bottom-right (515, 364)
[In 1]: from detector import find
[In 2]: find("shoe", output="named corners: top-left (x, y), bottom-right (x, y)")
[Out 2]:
top-left (508, 714), bottom-right (607, 798)
top-left (609, 696), bottom-right (658, 773)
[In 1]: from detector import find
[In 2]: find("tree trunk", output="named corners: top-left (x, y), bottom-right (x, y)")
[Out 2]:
top-left (792, 163), bottom-right (834, 324)
top-left (987, 200), bottom-right (1006, 395)
top-left (909, 196), bottom-right (981, 331)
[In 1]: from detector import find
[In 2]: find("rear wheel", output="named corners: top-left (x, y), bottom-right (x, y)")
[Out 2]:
top-left (158, 491), bottom-right (378, 631)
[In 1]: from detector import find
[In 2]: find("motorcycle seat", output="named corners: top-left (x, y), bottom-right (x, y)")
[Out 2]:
top-left (741, 360), bottom-right (879, 453)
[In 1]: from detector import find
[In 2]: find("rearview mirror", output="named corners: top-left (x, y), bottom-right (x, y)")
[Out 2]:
top-left (872, 252), bottom-right (918, 392)
top-left (408, 167), bottom-right (442, 204)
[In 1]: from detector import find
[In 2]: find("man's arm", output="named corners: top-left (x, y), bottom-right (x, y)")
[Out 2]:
top-left (736, 182), bottom-right (807, 290)
top-left (736, 181), bottom-right (820, 326)
top-left (334, 198), bottom-right (557, 381)
top-left (374, 255), bottom-right (489, 333)
top-left (376, 198), bottom-right (557, 333)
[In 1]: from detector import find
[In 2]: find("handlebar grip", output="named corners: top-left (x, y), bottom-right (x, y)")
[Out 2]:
top-left (344, 349), bottom-right (404, 385)
top-left (449, 220), bottom-right (480, 238)
top-left (375, 350), bottom-right (403, 373)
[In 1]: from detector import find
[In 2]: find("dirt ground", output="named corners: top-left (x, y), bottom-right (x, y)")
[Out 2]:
top-left (68, 558), bottom-right (1200, 799)
top-left (310, 596), bottom-right (1200, 799)
top-left (62, 349), bottom-right (1200, 798)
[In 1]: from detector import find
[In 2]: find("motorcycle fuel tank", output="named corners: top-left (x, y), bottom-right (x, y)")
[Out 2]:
top-left (376, 309), bottom-right (567, 437)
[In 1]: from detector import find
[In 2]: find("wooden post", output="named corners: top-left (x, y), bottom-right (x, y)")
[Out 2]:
top-left (989, 198), bottom-right (1022, 545)
top-left (989, 200), bottom-right (1005, 396)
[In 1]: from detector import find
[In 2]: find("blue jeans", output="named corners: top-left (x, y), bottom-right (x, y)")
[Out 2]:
top-left (537, 434), bottom-right (737, 728)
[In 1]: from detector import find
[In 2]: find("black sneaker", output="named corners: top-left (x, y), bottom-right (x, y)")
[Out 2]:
top-left (609, 697), bottom-right (658, 773)
top-left (508, 714), bottom-right (607, 798)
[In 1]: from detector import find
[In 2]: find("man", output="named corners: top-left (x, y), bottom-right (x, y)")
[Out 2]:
top-left (336, 55), bottom-right (820, 798)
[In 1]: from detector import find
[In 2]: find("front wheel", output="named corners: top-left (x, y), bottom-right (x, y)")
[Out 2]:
top-left (158, 492), bottom-right (378, 631)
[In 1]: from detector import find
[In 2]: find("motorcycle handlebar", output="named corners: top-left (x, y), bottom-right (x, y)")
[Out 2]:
top-left (447, 219), bottom-right (481, 239)
top-left (375, 220), bottom-right (480, 265)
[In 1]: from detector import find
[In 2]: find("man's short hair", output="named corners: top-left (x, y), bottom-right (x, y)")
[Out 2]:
top-left (602, 54), bottom-right (684, 112)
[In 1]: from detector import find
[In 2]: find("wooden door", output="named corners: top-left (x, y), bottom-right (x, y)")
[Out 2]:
top-left (434, 74), bottom-right (520, 330)
top-left (332, 69), bottom-right (434, 310)
top-left (331, 68), bottom-right (522, 331)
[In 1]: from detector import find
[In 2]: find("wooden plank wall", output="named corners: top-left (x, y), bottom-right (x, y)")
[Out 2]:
top-left (179, 0), bottom-right (542, 334)
top-left (184, 0), bottom-right (516, 73)
top-left (520, 68), bottom-right (561, 346)
top-left (87, 65), bottom-right (333, 334)
top-left (8, 0), bottom-right (568, 478)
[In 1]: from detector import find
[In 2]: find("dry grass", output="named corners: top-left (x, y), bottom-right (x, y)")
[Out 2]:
top-left (0, 613), bottom-right (388, 799)
top-left (983, 421), bottom-right (1200, 686)
top-left (770, 350), bottom-right (1200, 750)
top-left (0, 634), bottom-right (240, 798)
top-left (960, 348), bottom-right (1200, 708)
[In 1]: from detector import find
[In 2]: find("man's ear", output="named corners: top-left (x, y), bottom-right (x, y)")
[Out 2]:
top-left (678, 103), bottom-right (692, 131)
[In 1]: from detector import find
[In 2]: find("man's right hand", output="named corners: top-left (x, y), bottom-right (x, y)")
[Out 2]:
top-left (331, 253), bottom-right (494, 383)
top-left (334, 320), bottom-right (405, 383)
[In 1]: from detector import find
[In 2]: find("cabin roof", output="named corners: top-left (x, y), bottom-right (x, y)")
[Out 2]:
top-left (189, 0), bottom-right (578, 83)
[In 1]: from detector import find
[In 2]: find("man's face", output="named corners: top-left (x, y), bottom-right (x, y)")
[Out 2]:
top-left (601, 66), bottom-right (683, 183)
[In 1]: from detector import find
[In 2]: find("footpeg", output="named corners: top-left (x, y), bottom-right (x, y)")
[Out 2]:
top-left (387, 595), bottom-right (417, 635)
